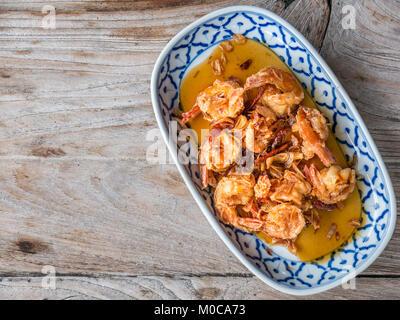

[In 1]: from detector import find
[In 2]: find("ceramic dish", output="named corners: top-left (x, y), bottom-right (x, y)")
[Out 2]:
top-left (150, 5), bottom-right (396, 295)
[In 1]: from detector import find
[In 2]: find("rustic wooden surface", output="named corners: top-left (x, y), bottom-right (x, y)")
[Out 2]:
top-left (0, 0), bottom-right (398, 299)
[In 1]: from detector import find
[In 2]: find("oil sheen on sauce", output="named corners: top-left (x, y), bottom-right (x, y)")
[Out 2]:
top-left (179, 39), bottom-right (362, 262)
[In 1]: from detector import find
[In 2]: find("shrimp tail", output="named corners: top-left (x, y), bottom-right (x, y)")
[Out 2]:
top-left (219, 207), bottom-right (263, 232)
top-left (304, 164), bottom-right (326, 192)
top-left (244, 85), bottom-right (266, 112)
top-left (200, 164), bottom-right (216, 189)
top-left (237, 217), bottom-right (264, 231)
top-left (200, 164), bottom-right (208, 189)
top-left (182, 105), bottom-right (201, 124)
top-left (315, 144), bottom-right (337, 167)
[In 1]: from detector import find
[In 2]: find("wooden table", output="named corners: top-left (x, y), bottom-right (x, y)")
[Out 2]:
top-left (0, 0), bottom-right (398, 300)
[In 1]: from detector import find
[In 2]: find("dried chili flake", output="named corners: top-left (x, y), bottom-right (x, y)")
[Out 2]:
top-left (240, 59), bottom-right (252, 70)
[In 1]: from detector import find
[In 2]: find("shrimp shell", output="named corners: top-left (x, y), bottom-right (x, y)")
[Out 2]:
top-left (245, 105), bottom-right (277, 154)
top-left (244, 67), bottom-right (304, 116)
top-left (263, 203), bottom-right (305, 240)
top-left (197, 79), bottom-right (245, 122)
top-left (269, 170), bottom-right (312, 206)
top-left (199, 130), bottom-right (241, 173)
top-left (215, 174), bottom-right (265, 233)
top-left (304, 164), bottom-right (356, 204)
top-left (254, 175), bottom-right (271, 199)
top-left (295, 106), bottom-right (336, 167)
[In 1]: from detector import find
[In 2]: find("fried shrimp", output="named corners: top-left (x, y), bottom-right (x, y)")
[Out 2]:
top-left (245, 104), bottom-right (277, 153)
top-left (199, 130), bottom-right (241, 188)
top-left (254, 175), bottom-right (271, 199)
top-left (294, 106), bottom-right (336, 167)
top-left (304, 164), bottom-right (356, 204)
top-left (265, 152), bottom-right (304, 169)
top-left (179, 52), bottom-right (360, 256)
top-left (263, 203), bottom-right (305, 240)
top-left (215, 174), bottom-right (306, 239)
top-left (270, 170), bottom-right (312, 206)
top-left (244, 66), bottom-right (304, 116)
top-left (214, 174), bottom-right (265, 232)
top-left (182, 79), bottom-right (244, 124)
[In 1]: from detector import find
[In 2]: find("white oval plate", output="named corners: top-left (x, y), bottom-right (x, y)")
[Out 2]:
top-left (150, 5), bottom-right (397, 295)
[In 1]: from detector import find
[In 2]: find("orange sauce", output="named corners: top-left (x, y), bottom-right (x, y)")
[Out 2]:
top-left (179, 39), bottom-right (361, 262)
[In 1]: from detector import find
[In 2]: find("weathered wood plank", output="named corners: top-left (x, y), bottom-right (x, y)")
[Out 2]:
top-left (0, 159), bottom-right (397, 276)
top-left (318, 0), bottom-right (400, 276)
top-left (0, 0), bottom-right (329, 158)
top-left (0, 275), bottom-right (399, 300)
top-left (0, 160), bottom-right (245, 275)
top-left (0, 0), bottom-right (333, 278)
top-left (320, 0), bottom-right (400, 162)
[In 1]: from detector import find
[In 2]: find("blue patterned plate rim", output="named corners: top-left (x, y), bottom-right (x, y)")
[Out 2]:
top-left (150, 5), bottom-right (397, 295)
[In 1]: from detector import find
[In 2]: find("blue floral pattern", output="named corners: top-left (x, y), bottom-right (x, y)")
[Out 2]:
top-left (155, 9), bottom-right (394, 292)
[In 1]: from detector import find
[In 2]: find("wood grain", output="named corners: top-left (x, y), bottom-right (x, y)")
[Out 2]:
top-left (319, 0), bottom-right (400, 277)
top-left (0, 275), bottom-right (398, 300)
top-left (320, 0), bottom-right (400, 165)
top-left (0, 159), bottom-right (398, 276)
top-left (0, 0), bottom-right (399, 299)
top-left (0, 0), bottom-right (331, 273)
